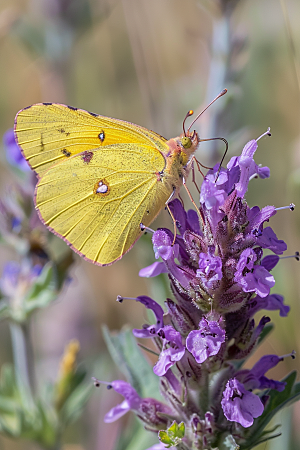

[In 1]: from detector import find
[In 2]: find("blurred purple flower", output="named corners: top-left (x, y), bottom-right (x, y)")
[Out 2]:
top-left (3, 129), bottom-right (30, 172)
top-left (0, 260), bottom-right (42, 299)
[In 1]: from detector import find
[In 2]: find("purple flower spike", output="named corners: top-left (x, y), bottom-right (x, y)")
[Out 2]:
top-left (132, 296), bottom-right (164, 338)
top-left (221, 378), bottom-right (264, 428)
top-left (104, 380), bottom-right (142, 423)
top-left (100, 131), bottom-right (296, 447)
top-left (186, 317), bottom-right (225, 363)
top-left (154, 326), bottom-right (185, 376)
top-left (3, 129), bottom-right (30, 172)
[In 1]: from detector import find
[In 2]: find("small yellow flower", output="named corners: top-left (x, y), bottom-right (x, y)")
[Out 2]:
top-left (55, 339), bottom-right (80, 410)
top-left (59, 339), bottom-right (80, 377)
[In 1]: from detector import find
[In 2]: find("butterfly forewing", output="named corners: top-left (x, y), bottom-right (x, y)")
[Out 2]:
top-left (35, 144), bottom-right (173, 265)
top-left (15, 103), bottom-right (168, 176)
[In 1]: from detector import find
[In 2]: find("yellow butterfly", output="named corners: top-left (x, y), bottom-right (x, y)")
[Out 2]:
top-left (14, 93), bottom-right (226, 266)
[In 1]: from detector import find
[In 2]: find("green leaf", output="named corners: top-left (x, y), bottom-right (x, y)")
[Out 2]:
top-left (115, 417), bottom-right (158, 450)
top-left (257, 323), bottom-right (273, 345)
top-left (0, 364), bottom-right (40, 440)
top-left (0, 365), bottom-right (16, 396)
top-left (102, 325), bottom-right (160, 399)
top-left (59, 379), bottom-right (92, 426)
top-left (158, 421), bottom-right (185, 448)
top-left (30, 401), bottom-right (57, 448)
top-left (24, 263), bottom-right (58, 313)
top-left (0, 301), bottom-right (9, 321)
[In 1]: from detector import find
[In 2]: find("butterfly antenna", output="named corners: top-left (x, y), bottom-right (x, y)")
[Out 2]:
top-left (199, 137), bottom-right (229, 182)
top-left (183, 110), bottom-right (194, 136)
top-left (187, 89), bottom-right (227, 132)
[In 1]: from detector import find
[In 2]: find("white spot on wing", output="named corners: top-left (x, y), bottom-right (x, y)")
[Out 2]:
top-left (96, 181), bottom-right (108, 193)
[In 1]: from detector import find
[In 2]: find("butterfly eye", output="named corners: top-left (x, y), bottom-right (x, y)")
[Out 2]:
top-left (181, 136), bottom-right (192, 149)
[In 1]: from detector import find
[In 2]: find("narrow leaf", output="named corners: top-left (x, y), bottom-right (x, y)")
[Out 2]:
top-left (102, 325), bottom-right (159, 399)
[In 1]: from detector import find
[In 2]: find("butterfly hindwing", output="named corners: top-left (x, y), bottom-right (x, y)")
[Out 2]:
top-left (35, 143), bottom-right (174, 265)
top-left (14, 103), bottom-right (168, 176)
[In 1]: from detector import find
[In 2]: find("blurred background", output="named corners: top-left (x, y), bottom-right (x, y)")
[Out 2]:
top-left (0, 0), bottom-right (300, 449)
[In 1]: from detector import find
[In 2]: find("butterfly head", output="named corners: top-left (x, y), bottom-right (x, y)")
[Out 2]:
top-left (179, 129), bottom-right (200, 159)
top-left (180, 129), bottom-right (199, 150)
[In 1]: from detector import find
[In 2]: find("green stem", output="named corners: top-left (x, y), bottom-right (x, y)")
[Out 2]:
top-left (9, 321), bottom-right (35, 408)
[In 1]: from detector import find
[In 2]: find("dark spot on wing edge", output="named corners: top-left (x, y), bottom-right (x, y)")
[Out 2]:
top-left (98, 131), bottom-right (105, 142)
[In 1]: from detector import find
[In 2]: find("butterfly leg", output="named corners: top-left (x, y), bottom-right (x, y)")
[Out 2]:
top-left (189, 157), bottom-right (202, 194)
top-left (182, 176), bottom-right (204, 228)
top-left (165, 189), bottom-right (178, 245)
